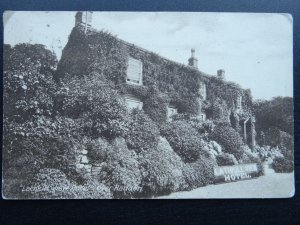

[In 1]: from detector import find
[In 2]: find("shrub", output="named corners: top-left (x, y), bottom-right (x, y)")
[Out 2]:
top-left (182, 155), bottom-right (216, 190)
top-left (238, 151), bottom-right (264, 176)
top-left (210, 124), bottom-right (244, 159)
top-left (138, 137), bottom-right (185, 197)
top-left (143, 92), bottom-right (168, 124)
top-left (56, 75), bottom-right (128, 138)
top-left (125, 109), bottom-right (160, 153)
top-left (20, 168), bottom-right (112, 199)
top-left (160, 121), bottom-right (205, 163)
top-left (102, 137), bottom-right (142, 198)
top-left (4, 44), bottom-right (57, 120)
top-left (216, 153), bottom-right (238, 166)
top-left (272, 157), bottom-right (294, 173)
top-left (86, 137), bottom-right (111, 163)
top-left (71, 178), bottom-right (112, 199)
top-left (171, 114), bottom-right (215, 136)
top-left (188, 119), bottom-right (215, 136)
top-left (279, 131), bottom-right (294, 161)
top-left (21, 168), bottom-right (74, 199)
top-left (2, 116), bottom-right (79, 189)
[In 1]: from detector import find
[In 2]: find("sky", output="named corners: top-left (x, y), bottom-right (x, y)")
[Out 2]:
top-left (4, 11), bottom-right (293, 100)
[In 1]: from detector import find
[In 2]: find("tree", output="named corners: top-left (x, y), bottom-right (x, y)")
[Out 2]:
top-left (253, 97), bottom-right (293, 136)
top-left (3, 44), bottom-right (62, 197)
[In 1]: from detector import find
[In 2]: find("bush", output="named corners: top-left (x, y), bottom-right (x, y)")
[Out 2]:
top-left (71, 178), bottom-right (112, 199)
top-left (238, 151), bottom-right (264, 176)
top-left (138, 137), bottom-right (185, 197)
top-left (86, 137), bottom-right (111, 163)
top-left (188, 119), bottom-right (215, 136)
top-left (161, 121), bottom-right (205, 163)
top-left (182, 155), bottom-right (216, 190)
top-left (279, 131), bottom-right (294, 161)
top-left (4, 44), bottom-right (57, 120)
top-left (171, 114), bottom-right (215, 136)
top-left (125, 109), bottom-right (160, 153)
top-left (102, 137), bottom-right (142, 198)
top-left (216, 153), bottom-right (238, 166)
top-left (20, 168), bottom-right (112, 199)
top-left (143, 92), bottom-right (168, 124)
top-left (21, 168), bottom-right (75, 199)
top-left (56, 75), bottom-right (128, 138)
top-left (2, 116), bottom-right (79, 189)
top-left (210, 124), bottom-right (244, 159)
top-left (272, 157), bottom-right (294, 173)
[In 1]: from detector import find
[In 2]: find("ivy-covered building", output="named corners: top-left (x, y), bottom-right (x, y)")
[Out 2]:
top-left (56, 11), bottom-right (256, 148)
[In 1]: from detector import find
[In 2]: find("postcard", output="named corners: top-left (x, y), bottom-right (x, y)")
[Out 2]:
top-left (2, 11), bottom-right (294, 199)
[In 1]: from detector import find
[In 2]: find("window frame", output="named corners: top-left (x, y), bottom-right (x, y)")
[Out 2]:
top-left (167, 105), bottom-right (178, 121)
top-left (125, 96), bottom-right (143, 111)
top-left (126, 57), bottom-right (143, 85)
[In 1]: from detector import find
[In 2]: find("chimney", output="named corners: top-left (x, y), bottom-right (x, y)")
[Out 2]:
top-left (217, 69), bottom-right (225, 80)
top-left (188, 48), bottom-right (198, 69)
top-left (75, 11), bottom-right (93, 33)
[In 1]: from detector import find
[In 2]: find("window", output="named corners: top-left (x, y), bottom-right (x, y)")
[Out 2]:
top-left (126, 57), bottom-right (143, 85)
top-left (199, 82), bottom-right (207, 100)
top-left (200, 113), bottom-right (206, 121)
top-left (125, 97), bottom-right (143, 110)
top-left (236, 96), bottom-right (242, 110)
top-left (167, 106), bottom-right (177, 121)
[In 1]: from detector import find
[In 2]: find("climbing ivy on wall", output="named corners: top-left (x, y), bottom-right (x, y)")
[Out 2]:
top-left (56, 26), bottom-right (253, 123)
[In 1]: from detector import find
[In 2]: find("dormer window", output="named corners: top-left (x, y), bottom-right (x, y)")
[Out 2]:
top-left (126, 57), bottom-right (143, 85)
top-left (167, 106), bottom-right (177, 121)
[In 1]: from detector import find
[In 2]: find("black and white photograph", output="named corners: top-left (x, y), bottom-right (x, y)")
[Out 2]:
top-left (2, 11), bottom-right (294, 199)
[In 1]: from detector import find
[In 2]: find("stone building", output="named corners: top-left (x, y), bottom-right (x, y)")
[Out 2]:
top-left (56, 11), bottom-right (256, 149)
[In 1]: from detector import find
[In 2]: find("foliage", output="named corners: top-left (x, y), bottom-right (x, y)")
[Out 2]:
top-left (254, 97), bottom-right (293, 136)
top-left (20, 169), bottom-right (112, 199)
top-left (3, 116), bottom-right (81, 192)
top-left (278, 131), bottom-right (294, 161)
top-left (256, 127), bottom-right (293, 161)
top-left (238, 150), bottom-right (264, 176)
top-left (182, 155), bottom-right (216, 190)
top-left (86, 138), bottom-right (111, 163)
top-left (172, 114), bottom-right (215, 136)
top-left (4, 44), bottom-right (57, 121)
top-left (160, 121), bottom-right (205, 162)
top-left (143, 90), bottom-right (169, 125)
top-left (102, 138), bottom-right (143, 198)
top-left (56, 28), bottom-right (128, 85)
top-left (272, 157), bottom-right (294, 173)
top-left (57, 27), bottom-right (253, 120)
top-left (206, 98), bottom-right (229, 121)
top-left (2, 44), bottom-right (80, 197)
top-left (56, 74), bottom-right (129, 138)
top-left (210, 124), bottom-right (244, 159)
top-left (125, 109), bottom-right (160, 153)
top-left (138, 137), bottom-right (185, 197)
top-left (253, 145), bottom-right (283, 162)
top-left (216, 153), bottom-right (238, 166)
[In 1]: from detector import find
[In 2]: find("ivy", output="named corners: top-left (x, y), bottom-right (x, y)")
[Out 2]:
top-left (57, 26), bottom-right (253, 123)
